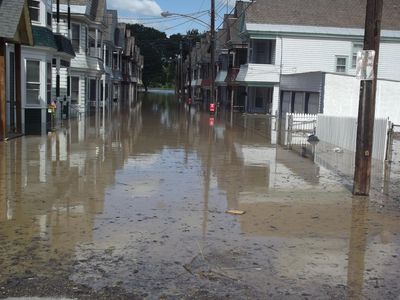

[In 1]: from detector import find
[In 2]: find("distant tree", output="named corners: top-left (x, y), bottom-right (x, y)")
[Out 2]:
top-left (126, 25), bottom-right (206, 90)
top-left (127, 24), bottom-right (167, 91)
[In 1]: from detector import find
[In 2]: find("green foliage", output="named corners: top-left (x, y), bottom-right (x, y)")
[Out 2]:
top-left (126, 24), bottom-right (205, 89)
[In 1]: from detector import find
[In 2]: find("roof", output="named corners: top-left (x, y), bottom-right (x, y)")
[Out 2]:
top-left (0, 0), bottom-right (25, 39)
top-left (244, 0), bottom-right (400, 30)
top-left (32, 26), bottom-right (58, 50)
top-left (59, 0), bottom-right (106, 22)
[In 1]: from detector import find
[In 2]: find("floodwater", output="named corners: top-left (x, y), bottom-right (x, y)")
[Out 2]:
top-left (0, 92), bottom-right (399, 299)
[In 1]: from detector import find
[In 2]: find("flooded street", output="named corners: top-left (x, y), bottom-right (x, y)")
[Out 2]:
top-left (0, 92), bottom-right (399, 299)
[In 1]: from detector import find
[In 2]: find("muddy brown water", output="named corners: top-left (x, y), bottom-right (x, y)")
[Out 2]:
top-left (0, 92), bottom-right (399, 299)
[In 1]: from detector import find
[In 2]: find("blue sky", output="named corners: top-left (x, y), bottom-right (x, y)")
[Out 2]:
top-left (108, 0), bottom-right (235, 36)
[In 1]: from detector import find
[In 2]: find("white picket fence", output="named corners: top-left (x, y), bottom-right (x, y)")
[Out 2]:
top-left (285, 113), bottom-right (317, 132)
top-left (316, 115), bottom-right (390, 161)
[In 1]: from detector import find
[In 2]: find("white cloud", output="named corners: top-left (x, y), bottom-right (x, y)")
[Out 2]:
top-left (109, 0), bottom-right (162, 16)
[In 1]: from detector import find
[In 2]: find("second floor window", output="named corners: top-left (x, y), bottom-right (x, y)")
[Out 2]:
top-left (71, 24), bottom-right (80, 53)
top-left (336, 56), bottom-right (348, 73)
top-left (28, 0), bottom-right (40, 22)
top-left (352, 43), bottom-right (363, 68)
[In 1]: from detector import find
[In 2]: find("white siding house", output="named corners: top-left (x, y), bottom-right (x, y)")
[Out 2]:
top-left (57, 0), bottom-right (106, 114)
top-left (20, 0), bottom-right (74, 134)
top-left (231, 0), bottom-right (400, 115)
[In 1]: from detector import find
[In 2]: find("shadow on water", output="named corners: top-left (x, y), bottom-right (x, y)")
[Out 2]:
top-left (0, 92), bottom-right (399, 299)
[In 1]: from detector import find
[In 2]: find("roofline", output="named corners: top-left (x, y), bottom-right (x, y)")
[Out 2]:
top-left (242, 23), bottom-right (400, 42)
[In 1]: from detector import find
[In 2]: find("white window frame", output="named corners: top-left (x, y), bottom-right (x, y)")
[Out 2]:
top-left (26, 59), bottom-right (42, 107)
top-left (28, 0), bottom-right (41, 23)
top-left (335, 56), bottom-right (348, 73)
top-left (352, 43), bottom-right (363, 69)
top-left (70, 76), bottom-right (80, 104)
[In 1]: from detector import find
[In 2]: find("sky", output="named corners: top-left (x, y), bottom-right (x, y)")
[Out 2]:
top-left (107, 0), bottom-right (236, 36)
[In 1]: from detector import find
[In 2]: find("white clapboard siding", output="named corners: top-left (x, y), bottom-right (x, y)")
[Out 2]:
top-left (52, 67), bottom-right (69, 99)
top-left (282, 37), bottom-right (353, 75)
top-left (281, 37), bottom-right (400, 81)
top-left (52, 18), bottom-right (69, 37)
top-left (316, 115), bottom-right (390, 161)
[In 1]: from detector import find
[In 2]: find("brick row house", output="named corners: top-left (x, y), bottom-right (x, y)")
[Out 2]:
top-left (0, 0), bottom-right (143, 140)
top-left (185, 0), bottom-right (400, 116)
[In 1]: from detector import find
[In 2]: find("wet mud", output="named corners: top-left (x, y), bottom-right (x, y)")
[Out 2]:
top-left (0, 93), bottom-right (399, 299)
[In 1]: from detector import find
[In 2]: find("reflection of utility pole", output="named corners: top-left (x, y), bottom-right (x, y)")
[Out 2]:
top-left (347, 197), bottom-right (369, 299)
top-left (180, 40), bottom-right (184, 101)
top-left (353, 0), bottom-right (383, 195)
top-left (188, 39), bottom-right (192, 102)
top-left (202, 124), bottom-right (213, 238)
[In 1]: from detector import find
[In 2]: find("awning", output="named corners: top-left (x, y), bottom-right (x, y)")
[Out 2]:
top-left (215, 71), bottom-right (227, 86)
top-left (236, 64), bottom-right (280, 85)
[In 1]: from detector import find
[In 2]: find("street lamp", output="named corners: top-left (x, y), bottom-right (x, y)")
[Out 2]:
top-left (161, 11), bottom-right (211, 28)
top-left (161, 5), bottom-right (216, 113)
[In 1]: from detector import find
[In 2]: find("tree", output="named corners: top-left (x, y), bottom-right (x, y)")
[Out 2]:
top-left (126, 24), bottom-right (205, 90)
top-left (127, 24), bottom-right (167, 90)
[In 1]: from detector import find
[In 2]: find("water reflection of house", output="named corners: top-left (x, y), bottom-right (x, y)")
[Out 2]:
top-left (0, 104), bottom-right (143, 261)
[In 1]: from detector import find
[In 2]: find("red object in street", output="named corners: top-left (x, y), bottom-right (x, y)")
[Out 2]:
top-left (209, 117), bottom-right (215, 127)
top-left (209, 103), bottom-right (215, 113)
top-left (187, 98), bottom-right (192, 105)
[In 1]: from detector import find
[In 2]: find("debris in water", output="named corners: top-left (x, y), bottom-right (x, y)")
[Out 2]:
top-left (332, 147), bottom-right (344, 153)
top-left (226, 210), bottom-right (246, 215)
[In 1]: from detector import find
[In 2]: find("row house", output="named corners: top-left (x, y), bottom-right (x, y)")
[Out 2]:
top-left (185, 34), bottom-right (212, 104)
top-left (15, 0), bottom-right (74, 135)
top-left (207, 0), bottom-right (400, 115)
top-left (58, 0), bottom-right (106, 113)
top-left (0, 0), bottom-right (144, 140)
top-left (0, 0), bottom-right (33, 140)
top-left (119, 25), bottom-right (143, 104)
top-left (236, 0), bottom-right (400, 116)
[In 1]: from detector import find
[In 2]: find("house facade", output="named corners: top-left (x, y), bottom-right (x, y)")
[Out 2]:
top-left (199, 0), bottom-right (400, 115)
top-left (239, 0), bottom-right (400, 115)
top-left (0, 0), bottom-right (33, 140)
top-left (21, 0), bottom-right (76, 134)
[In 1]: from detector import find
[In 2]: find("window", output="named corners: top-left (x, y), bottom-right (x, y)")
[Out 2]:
top-left (252, 40), bottom-right (274, 64)
top-left (336, 56), bottom-right (348, 73)
top-left (26, 60), bottom-right (41, 105)
top-left (47, 12), bottom-right (52, 26)
top-left (352, 43), bottom-right (363, 68)
top-left (71, 24), bottom-right (80, 52)
top-left (89, 79), bottom-right (96, 101)
top-left (60, 60), bottom-right (70, 68)
top-left (47, 63), bottom-right (52, 104)
top-left (28, 0), bottom-right (40, 22)
top-left (71, 77), bottom-right (79, 104)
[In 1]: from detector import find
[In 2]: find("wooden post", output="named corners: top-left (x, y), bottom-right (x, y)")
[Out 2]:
top-left (353, 0), bottom-right (383, 195)
top-left (210, 0), bottom-right (215, 107)
top-left (0, 39), bottom-right (6, 140)
top-left (15, 44), bottom-right (22, 133)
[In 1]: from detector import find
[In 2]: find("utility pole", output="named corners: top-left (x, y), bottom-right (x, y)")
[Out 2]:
top-left (210, 0), bottom-right (216, 107)
top-left (353, 0), bottom-right (383, 196)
